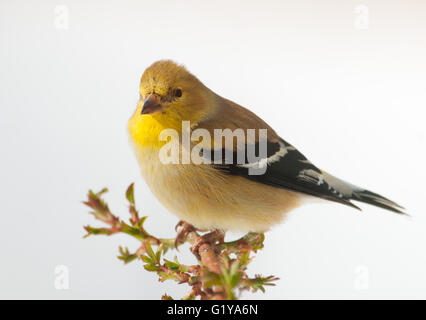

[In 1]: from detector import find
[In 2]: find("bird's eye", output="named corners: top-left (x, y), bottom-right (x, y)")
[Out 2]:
top-left (174, 88), bottom-right (182, 98)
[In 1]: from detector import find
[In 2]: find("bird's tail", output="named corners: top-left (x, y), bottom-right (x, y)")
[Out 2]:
top-left (322, 172), bottom-right (406, 215)
top-left (350, 188), bottom-right (406, 214)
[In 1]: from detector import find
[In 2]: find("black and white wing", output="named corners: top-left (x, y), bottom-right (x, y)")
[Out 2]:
top-left (211, 138), bottom-right (405, 214)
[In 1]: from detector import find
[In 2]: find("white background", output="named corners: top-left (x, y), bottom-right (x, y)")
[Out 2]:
top-left (1, 0), bottom-right (425, 299)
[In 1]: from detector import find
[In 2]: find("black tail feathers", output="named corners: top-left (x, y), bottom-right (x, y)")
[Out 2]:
top-left (351, 189), bottom-right (406, 215)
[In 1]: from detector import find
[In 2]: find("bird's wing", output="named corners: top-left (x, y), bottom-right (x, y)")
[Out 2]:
top-left (195, 97), bottom-right (405, 213)
top-left (195, 98), bottom-right (357, 208)
top-left (210, 138), bottom-right (362, 210)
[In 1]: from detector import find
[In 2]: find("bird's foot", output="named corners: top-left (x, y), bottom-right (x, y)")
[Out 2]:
top-left (174, 220), bottom-right (196, 249)
top-left (190, 229), bottom-right (225, 260)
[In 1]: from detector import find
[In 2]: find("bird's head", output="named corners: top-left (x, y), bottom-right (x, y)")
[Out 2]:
top-left (136, 60), bottom-right (214, 130)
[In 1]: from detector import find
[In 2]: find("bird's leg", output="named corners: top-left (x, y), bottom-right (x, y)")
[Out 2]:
top-left (174, 220), bottom-right (196, 249)
top-left (190, 229), bottom-right (225, 260)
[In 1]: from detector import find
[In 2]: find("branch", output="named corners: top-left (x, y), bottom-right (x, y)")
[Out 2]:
top-left (82, 183), bottom-right (279, 300)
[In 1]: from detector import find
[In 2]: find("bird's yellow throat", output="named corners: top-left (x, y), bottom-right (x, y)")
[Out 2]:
top-left (128, 104), bottom-right (187, 148)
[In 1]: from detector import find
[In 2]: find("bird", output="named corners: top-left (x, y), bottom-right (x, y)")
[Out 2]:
top-left (128, 60), bottom-right (405, 239)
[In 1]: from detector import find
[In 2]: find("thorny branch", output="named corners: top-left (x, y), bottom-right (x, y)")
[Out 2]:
top-left (83, 183), bottom-right (279, 300)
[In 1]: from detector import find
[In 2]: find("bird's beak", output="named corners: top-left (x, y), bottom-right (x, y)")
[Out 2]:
top-left (141, 94), bottom-right (162, 115)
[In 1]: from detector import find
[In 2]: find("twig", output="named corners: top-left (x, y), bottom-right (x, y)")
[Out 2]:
top-left (82, 183), bottom-right (279, 300)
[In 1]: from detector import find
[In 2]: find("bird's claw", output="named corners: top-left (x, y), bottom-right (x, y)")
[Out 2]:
top-left (190, 229), bottom-right (225, 260)
top-left (174, 221), bottom-right (195, 249)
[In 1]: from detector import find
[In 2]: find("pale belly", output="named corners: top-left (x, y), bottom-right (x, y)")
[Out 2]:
top-left (134, 146), bottom-right (302, 232)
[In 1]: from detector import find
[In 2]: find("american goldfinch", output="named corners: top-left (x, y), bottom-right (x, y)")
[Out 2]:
top-left (128, 60), bottom-right (405, 234)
